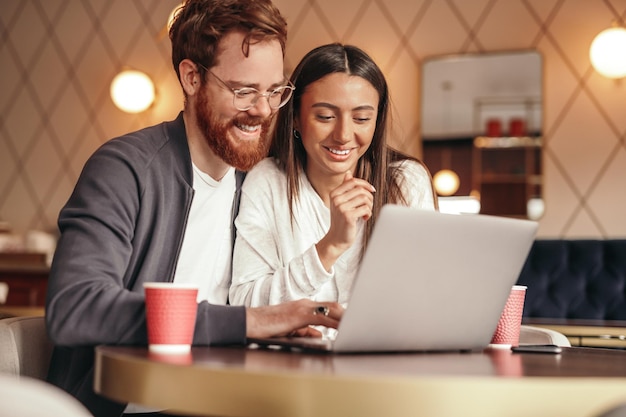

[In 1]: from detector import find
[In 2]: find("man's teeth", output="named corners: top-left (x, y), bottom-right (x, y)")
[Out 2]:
top-left (328, 148), bottom-right (350, 155)
top-left (238, 124), bottom-right (259, 132)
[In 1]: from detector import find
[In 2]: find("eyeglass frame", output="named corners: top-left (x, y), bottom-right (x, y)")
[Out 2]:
top-left (195, 62), bottom-right (295, 111)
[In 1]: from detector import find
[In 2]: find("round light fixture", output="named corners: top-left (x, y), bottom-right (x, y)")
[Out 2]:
top-left (589, 27), bottom-right (626, 79)
top-left (433, 169), bottom-right (460, 196)
top-left (110, 70), bottom-right (156, 113)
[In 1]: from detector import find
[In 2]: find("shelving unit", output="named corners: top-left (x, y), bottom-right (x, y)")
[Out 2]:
top-left (472, 136), bottom-right (542, 217)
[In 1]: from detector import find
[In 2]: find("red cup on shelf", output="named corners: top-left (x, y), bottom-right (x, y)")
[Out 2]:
top-left (144, 282), bottom-right (198, 354)
top-left (509, 118), bottom-right (526, 137)
top-left (486, 119), bottom-right (502, 137)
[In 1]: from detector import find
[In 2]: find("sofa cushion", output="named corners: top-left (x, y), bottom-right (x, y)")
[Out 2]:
top-left (517, 240), bottom-right (626, 320)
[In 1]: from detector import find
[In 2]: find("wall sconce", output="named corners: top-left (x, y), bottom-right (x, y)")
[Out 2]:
top-left (433, 169), bottom-right (460, 196)
top-left (110, 70), bottom-right (156, 113)
top-left (590, 26), bottom-right (626, 79)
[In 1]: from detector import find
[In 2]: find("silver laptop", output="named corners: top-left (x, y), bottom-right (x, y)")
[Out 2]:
top-left (248, 204), bottom-right (538, 353)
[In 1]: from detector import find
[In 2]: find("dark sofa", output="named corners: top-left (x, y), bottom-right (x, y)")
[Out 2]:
top-left (517, 239), bottom-right (626, 320)
top-left (515, 239), bottom-right (626, 347)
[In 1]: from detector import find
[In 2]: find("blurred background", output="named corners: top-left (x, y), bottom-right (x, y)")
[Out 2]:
top-left (0, 0), bottom-right (625, 259)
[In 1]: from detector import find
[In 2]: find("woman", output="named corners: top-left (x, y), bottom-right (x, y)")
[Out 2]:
top-left (229, 43), bottom-right (437, 308)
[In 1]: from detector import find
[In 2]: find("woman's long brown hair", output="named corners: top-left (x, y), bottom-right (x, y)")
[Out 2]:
top-left (270, 43), bottom-right (436, 251)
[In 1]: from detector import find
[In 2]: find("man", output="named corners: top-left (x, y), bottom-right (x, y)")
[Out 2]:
top-left (45, 1), bottom-right (342, 416)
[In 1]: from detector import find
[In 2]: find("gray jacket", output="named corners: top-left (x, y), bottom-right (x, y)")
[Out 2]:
top-left (45, 112), bottom-right (246, 417)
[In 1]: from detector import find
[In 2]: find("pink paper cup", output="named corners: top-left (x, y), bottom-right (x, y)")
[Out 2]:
top-left (144, 282), bottom-right (198, 354)
top-left (489, 285), bottom-right (527, 348)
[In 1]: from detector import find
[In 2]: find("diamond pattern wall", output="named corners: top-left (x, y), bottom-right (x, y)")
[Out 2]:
top-left (1, 0), bottom-right (625, 239)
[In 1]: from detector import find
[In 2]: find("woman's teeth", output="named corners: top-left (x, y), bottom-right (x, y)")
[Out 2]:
top-left (328, 148), bottom-right (350, 155)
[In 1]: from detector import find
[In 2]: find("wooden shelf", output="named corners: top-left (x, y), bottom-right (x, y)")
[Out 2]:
top-left (472, 136), bottom-right (542, 217)
top-left (474, 136), bottom-right (541, 148)
top-left (0, 252), bottom-right (49, 307)
top-left (479, 174), bottom-right (528, 183)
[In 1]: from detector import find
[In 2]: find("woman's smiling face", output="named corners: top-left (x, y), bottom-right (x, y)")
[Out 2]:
top-left (296, 72), bottom-right (379, 182)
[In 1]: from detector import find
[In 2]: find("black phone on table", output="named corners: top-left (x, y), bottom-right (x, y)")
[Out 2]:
top-left (511, 344), bottom-right (562, 354)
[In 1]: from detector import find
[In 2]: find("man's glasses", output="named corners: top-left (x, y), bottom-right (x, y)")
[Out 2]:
top-left (196, 63), bottom-right (294, 111)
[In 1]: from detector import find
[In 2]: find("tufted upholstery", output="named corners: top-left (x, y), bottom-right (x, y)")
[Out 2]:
top-left (516, 240), bottom-right (626, 320)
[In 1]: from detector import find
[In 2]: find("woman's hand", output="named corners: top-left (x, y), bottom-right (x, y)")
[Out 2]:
top-left (316, 171), bottom-right (375, 270)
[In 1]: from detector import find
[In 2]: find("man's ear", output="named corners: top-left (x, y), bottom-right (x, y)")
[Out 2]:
top-left (179, 59), bottom-right (201, 96)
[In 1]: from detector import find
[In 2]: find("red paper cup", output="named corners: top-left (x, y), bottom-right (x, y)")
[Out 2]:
top-left (490, 285), bottom-right (526, 348)
top-left (144, 282), bottom-right (198, 354)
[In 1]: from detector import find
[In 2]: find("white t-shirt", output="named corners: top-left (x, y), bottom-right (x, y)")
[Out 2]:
top-left (173, 163), bottom-right (236, 303)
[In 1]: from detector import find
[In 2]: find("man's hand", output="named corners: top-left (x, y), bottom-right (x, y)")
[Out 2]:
top-left (245, 299), bottom-right (344, 339)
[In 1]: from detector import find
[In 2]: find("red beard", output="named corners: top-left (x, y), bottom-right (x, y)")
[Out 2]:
top-left (195, 87), bottom-right (273, 171)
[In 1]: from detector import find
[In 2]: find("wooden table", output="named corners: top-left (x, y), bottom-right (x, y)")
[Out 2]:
top-left (95, 345), bottom-right (626, 417)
